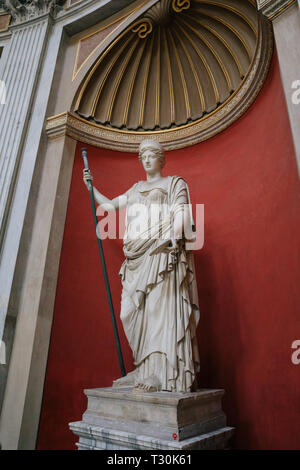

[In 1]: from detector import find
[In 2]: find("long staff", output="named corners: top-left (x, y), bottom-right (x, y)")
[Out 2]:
top-left (81, 148), bottom-right (126, 377)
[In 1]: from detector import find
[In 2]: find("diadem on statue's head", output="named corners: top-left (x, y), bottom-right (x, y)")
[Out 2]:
top-left (138, 139), bottom-right (165, 168)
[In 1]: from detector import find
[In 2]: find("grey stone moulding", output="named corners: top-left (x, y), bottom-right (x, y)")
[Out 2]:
top-left (257, 0), bottom-right (297, 20)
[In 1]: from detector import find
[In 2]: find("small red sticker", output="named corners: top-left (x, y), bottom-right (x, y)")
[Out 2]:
top-left (172, 433), bottom-right (178, 440)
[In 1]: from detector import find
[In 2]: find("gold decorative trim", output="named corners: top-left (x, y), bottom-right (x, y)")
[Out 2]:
top-left (75, 26), bottom-right (135, 110)
top-left (155, 26), bottom-right (161, 126)
top-left (199, 11), bottom-right (252, 59)
top-left (172, 25), bottom-right (205, 111)
top-left (46, 17), bottom-right (273, 153)
top-left (168, 28), bottom-right (191, 120)
top-left (132, 18), bottom-right (153, 38)
top-left (182, 13), bottom-right (244, 78)
top-left (72, 0), bottom-right (151, 81)
top-left (177, 17), bottom-right (232, 92)
top-left (172, 0), bottom-right (191, 13)
top-left (90, 34), bottom-right (135, 117)
top-left (139, 32), bottom-right (154, 127)
top-left (175, 19), bottom-right (220, 103)
top-left (75, 0), bottom-right (259, 131)
top-left (123, 39), bottom-right (147, 126)
top-left (163, 27), bottom-right (176, 121)
top-left (194, 1), bottom-right (258, 35)
top-left (106, 38), bottom-right (140, 121)
top-left (72, 16), bottom-right (127, 81)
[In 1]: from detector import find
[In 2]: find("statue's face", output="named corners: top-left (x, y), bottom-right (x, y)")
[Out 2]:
top-left (140, 149), bottom-right (162, 173)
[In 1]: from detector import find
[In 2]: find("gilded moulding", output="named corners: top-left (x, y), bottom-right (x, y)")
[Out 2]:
top-left (46, 17), bottom-right (273, 153)
top-left (72, 0), bottom-right (153, 81)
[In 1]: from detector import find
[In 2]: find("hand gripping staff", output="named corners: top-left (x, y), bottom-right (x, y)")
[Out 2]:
top-left (81, 148), bottom-right (126, 377)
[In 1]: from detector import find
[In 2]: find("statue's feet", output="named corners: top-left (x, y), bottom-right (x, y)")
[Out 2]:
top-left (132, 374), bottom-right (162, 393)
top-left (112, 369), bottom-right (137, 387)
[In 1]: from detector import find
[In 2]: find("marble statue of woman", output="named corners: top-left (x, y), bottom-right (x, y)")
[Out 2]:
top-left (83, 139), bottom-right (200, 393)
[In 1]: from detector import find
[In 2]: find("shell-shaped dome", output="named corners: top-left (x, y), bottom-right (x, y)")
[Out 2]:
top-left (74, 0), bottom-right (260, 132)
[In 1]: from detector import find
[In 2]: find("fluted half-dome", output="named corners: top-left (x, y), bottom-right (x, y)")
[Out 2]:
top-left (72, 0), bottom-right (270, 145)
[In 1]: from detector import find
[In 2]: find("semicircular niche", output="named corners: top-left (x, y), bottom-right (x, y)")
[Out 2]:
top-left (73, 0), bottom-right (273, 151)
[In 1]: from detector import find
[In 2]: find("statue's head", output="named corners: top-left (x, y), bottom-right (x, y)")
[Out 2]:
top-left (138, 139), bottom-right (165, 171)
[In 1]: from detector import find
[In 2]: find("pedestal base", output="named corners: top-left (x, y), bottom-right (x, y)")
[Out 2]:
top-left (69, 386), bottom-right (234, 450)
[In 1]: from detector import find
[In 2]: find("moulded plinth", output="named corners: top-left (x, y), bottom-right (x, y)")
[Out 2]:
top-left (69, 386), bottom-right (234, 450)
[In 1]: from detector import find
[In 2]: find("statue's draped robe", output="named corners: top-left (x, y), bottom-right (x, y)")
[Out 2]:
top-left (119, 176), bottom-right (200, 392)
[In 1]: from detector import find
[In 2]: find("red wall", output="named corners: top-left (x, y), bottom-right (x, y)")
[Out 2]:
top-left (37, 51), bottom-right (300, 450)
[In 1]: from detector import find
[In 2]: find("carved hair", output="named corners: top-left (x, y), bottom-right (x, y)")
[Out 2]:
top-left (138, 139), bottom-right (165, 168)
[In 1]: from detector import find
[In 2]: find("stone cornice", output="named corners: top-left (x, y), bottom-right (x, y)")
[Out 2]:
top-left (0, 0), bottom-right (65, 25)
top-left (257, 0), bottom-right (297, 20)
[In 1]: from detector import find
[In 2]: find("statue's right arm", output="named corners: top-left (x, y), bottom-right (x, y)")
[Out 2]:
top-left (93, 187), bottom-right (127, 211)
top-left (83, 169), bottom-right (127, 212)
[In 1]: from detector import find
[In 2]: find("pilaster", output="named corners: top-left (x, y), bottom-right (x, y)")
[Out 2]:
top-left (257, 0), bottom-right (300, 175)
top-left (0, 0), bottom-right (65, 350)
top-left (0, 1), bottom-right (66, 254)
top-left (0, 18), bottom-right (50, 253)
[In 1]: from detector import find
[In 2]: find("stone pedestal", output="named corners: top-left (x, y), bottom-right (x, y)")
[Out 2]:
top-left (69, 387), bottom-right (235, 450)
